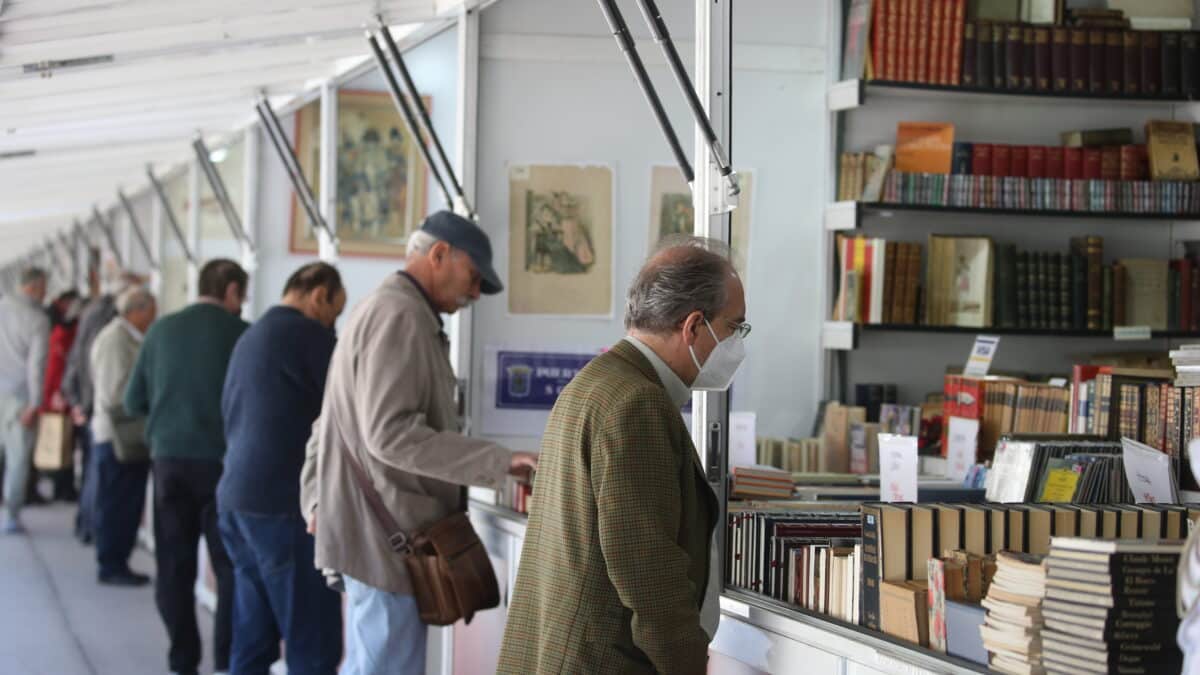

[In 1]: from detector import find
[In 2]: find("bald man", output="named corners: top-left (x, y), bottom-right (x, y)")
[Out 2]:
top-left (499, 237), bottom-right (749, 674)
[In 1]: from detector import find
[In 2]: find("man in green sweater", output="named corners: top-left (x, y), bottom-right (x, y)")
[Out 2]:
top-left (125, 259), bottom-right (249, 675)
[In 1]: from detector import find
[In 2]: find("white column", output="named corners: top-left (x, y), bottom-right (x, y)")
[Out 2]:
top-left (448, 7), bottom-right (480, 384)
top-left (150, 188), bottom-right (163, 299)
top-left (318, 81), bottom-right (339, 263)
top-left (187, 158), bottom-right (201, 302)
top-left (241, 125), bottom-right (261, 319)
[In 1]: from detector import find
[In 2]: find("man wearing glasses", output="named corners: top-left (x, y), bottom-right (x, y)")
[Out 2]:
top-left (499, 236), bottom-right (748, 674)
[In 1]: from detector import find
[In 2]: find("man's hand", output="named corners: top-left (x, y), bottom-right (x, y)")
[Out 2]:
top-left (70, 406), bottom-right (87, 427)
top-left (508, 451), bottom-right (538, 482)
top-left (19, 406), bottom-right (38, 429)
top-left (49, 391), bottom-right (66, 413)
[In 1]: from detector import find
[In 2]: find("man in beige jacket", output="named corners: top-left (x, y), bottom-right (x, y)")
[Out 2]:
top-left (300, 211), bottom-right (536, 675)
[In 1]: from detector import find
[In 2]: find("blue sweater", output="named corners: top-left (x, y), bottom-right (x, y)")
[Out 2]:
top-left (217, 305), bottom-right (336, 515)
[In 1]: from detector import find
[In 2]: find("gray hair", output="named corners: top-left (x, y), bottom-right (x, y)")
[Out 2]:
top-left (20, 266), bottom-right (46, 286)
top-left (406, 230), bottom-right (438, 258)
top-left (116, 285), bottom-right (155, 315)
top-left (624, 236), bottom-right (734, 334)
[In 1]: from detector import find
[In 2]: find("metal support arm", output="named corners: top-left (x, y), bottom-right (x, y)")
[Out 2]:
top-left (365, 31), bottom-right (456, 212)
top-left (254, 98), bottom-right (336, 244)
top-left (375, 21), bottom-right (474, 218)
top-left (91, 206), bottom-right (124, 267)
top-left (117, 190), bottom-right (158, 269)
top-left (193, 137), bottom-right (253, 250)
top-left (145, 168), bottom-right (196, 265)
top-left (596, 0), bottom-right (694, 187)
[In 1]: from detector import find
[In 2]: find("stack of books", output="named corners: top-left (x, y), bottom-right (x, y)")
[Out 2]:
top-left (981, 551), bottom-right (1047, 675)
top-left (1041, 538), bottom-right (1184, 674)
top-left (730, 466), bottom-right (794, 500)
top-left (1172, 344), bottom-right (1200, 386)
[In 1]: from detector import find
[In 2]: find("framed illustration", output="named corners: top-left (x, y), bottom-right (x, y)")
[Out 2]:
top-left (648, 165), bottom-right (754, 277)
top-left (507, 163), bottom-right (614, 316)
top-left (289, 89), bottom-right (429, 257)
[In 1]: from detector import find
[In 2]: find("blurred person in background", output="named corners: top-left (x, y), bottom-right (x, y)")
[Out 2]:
top-left (90, 286), bottom-right (156, 587)
top-left (64, 269), bottom-right (145, 544)
top-left (218, 262), bottom-right (346, 675)
top-left (0, 267), bottom-right (49, 534)
top-left (37, 289), bottom-right (82, 502)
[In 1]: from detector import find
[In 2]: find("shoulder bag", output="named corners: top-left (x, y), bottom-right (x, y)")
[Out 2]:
top-left (340, 446), bottom-right (500, 625)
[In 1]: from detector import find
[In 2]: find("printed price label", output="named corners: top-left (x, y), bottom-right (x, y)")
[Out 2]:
top-left (963, 335), bottom-right (1000, 377)
top-left (1114, 326), bottom-right (1152, 341)
top-left (879, 434), bottom-right (919, 503)
top-left (945, 416), bottom-right (979, 483)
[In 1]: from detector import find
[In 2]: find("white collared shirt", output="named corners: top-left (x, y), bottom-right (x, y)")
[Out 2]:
top-left (119, 318), bottom-right (144, 343)
top-left (622, 335), bottom-right (722, 639)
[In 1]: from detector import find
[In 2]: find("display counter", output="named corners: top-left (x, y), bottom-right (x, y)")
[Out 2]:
top-left (465, 499), bottom-right (983, 675)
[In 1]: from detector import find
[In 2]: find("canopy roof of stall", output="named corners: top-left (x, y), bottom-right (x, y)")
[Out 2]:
top-left (0, 0), bottom-right (460, 266)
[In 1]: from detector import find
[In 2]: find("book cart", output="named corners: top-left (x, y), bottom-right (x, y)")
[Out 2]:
top-left (706, 1), bottom-right (1200, 674)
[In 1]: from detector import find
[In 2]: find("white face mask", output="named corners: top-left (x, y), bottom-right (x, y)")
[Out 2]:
top-left (688, 318), bottom-right (746, 391)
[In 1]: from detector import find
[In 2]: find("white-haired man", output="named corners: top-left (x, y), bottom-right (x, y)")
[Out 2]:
top-left (90, 285), bottom-right (157, 586)
top-left (301, 210), bottom-right (537, 675)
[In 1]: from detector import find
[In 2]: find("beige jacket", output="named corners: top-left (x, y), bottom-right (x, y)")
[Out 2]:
top-left (300, 273), bottom-right (512, 594)
top-left (89, 318), bottom-right (144, 450)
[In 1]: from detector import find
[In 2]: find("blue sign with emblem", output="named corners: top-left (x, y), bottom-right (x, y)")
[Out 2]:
top-left (496, 351), bottom-right (596, 411)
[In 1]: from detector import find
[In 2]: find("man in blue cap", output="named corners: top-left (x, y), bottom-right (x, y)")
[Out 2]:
top-left (301, 210), bottom-right (536, 675)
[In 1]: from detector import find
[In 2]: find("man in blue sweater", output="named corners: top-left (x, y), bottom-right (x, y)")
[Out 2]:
top-left (217, 262), bottom-right (346, 675)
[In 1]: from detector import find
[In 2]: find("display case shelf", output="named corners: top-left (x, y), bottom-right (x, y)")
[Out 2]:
top-left (828, 78), bottom-right (1197, 112)
top-left (822, 320), bottom-right (1200, 351)
top-left (824, 200), bottom-right (1200, 231)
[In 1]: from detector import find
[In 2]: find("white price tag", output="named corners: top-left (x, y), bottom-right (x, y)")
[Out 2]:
top-left (945, 416), bottom-right (980, 483)
top-left (1121, 438), bottom-right (1175, 504)
top-left (1114, 326), bottom-right (1152, 341)
top-left (963, 335), bottom-right (1000, 377)
top-left (879, 434), bottom-right (919, 503)
top-left (729, 412), bottom-right (757, 469)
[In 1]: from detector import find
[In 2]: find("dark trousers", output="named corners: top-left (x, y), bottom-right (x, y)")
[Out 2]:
top-left (218, 510), bottom-right (342, 675)
top-left (153, 458), bottom-right (233, 675)
top-left (93, 441), bottom-right (149, 577)
top-left (77, 425), bottom-right (96, 538)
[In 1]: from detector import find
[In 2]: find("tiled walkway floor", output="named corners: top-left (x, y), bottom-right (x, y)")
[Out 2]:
top-left (0, 503), bottom-right (214, 675)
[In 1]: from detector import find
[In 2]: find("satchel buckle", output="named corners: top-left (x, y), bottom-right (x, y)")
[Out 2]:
top-left (389, 532), bottom-right (411, 553)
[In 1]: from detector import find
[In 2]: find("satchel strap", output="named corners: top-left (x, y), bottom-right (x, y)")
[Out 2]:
top-left (340, 446), bottom-right (411, 553)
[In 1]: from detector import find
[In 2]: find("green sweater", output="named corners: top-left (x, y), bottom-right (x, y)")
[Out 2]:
top-left (124, 303), bottom-right (249, 462)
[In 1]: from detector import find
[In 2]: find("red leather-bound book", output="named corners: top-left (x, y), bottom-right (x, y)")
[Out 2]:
top-left (1010, 146), bottom-right (1029, 178)
top-left (1082, 148), bottom-right (1103, 179)
top-left (1064, 147), bottom-right (1084, 179)
top-left (992, 144), bottom-right (1012, 176)
top-left (1046, 146), bottom-right (1065, 178)
top-left (948, 0), bottom-right (966, 85)
top-left (873, 0), bottom-right (889, 80)
top-left (916, 0), bottom-right (932, 83)
top-left (928, 0), bottom-right (943, 84)
top-left (1100, 146), bottom-right (1121, 180)
top-left (1028, 145), bottom-right (1047, 178)
top-left (972, 144), bottom-right (993, 175)
top-left (1119, 145), bottom-right (1141, 181)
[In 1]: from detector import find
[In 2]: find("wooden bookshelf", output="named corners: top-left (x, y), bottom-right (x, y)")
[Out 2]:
top-left (829, 78), bottom-right (1195, 112)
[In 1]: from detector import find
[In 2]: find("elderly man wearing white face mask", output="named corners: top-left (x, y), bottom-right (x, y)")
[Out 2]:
top-left (499, 236), bottom-right (748, 674)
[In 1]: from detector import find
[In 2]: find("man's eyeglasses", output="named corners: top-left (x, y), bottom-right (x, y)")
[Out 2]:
top-left (727, 321), bottom-right (752, 339)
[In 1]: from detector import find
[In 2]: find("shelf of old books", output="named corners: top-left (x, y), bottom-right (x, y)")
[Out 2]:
top-left (704, 1), bottom-right (1200, 673)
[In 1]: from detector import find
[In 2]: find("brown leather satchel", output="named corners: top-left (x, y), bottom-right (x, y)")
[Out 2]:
top-left (341, 446), bottom-right (500, 625)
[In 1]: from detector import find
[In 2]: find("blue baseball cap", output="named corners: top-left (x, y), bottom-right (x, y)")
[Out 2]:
top-left (419, 211), bottom-right (503, 295)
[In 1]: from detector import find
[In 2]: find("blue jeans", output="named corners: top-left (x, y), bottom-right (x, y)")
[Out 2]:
top-left (92, 441), bottom-right (149, 577)
top-left (341, 575), bottom-right (426, 675)
top-left (77, 425), bottom-right (96, 537)
top-left (218, 510), bottom-right (342, 675)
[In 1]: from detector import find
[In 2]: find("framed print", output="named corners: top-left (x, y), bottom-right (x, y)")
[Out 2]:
top-left (289, 90), bottom-right (429, 257)
top-left (648, 165), bottom-right (754, 277)
top-left (507, 163), bottom-right (614, 316)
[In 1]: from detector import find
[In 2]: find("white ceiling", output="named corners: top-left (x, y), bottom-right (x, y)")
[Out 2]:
top-left (0, 0), bottom-right (457, 266)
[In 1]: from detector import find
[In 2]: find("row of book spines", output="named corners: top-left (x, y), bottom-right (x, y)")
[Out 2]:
top-left (946, 377), bottom-right (1071, 457)
top-left (870, 0), bottom-right (967, 85)
top-left (863, 503), bottom-right (1197, 632)
top-left (957, 24), bottom-right (1200, 98)
top-left (834, 235), bottom-right (921, 325)
top-left (951, 143), bottom-right (1148, 181)
top-left (1080, 377), bottom-right (1200, 457)
top-left (837, 152), bottom-right (887, 202)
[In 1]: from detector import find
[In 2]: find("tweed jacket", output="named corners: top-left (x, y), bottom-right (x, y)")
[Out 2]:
top-left (497, 340), bottom-right (718, 675)
top-left (299, 273), bottom-right (512, 594)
